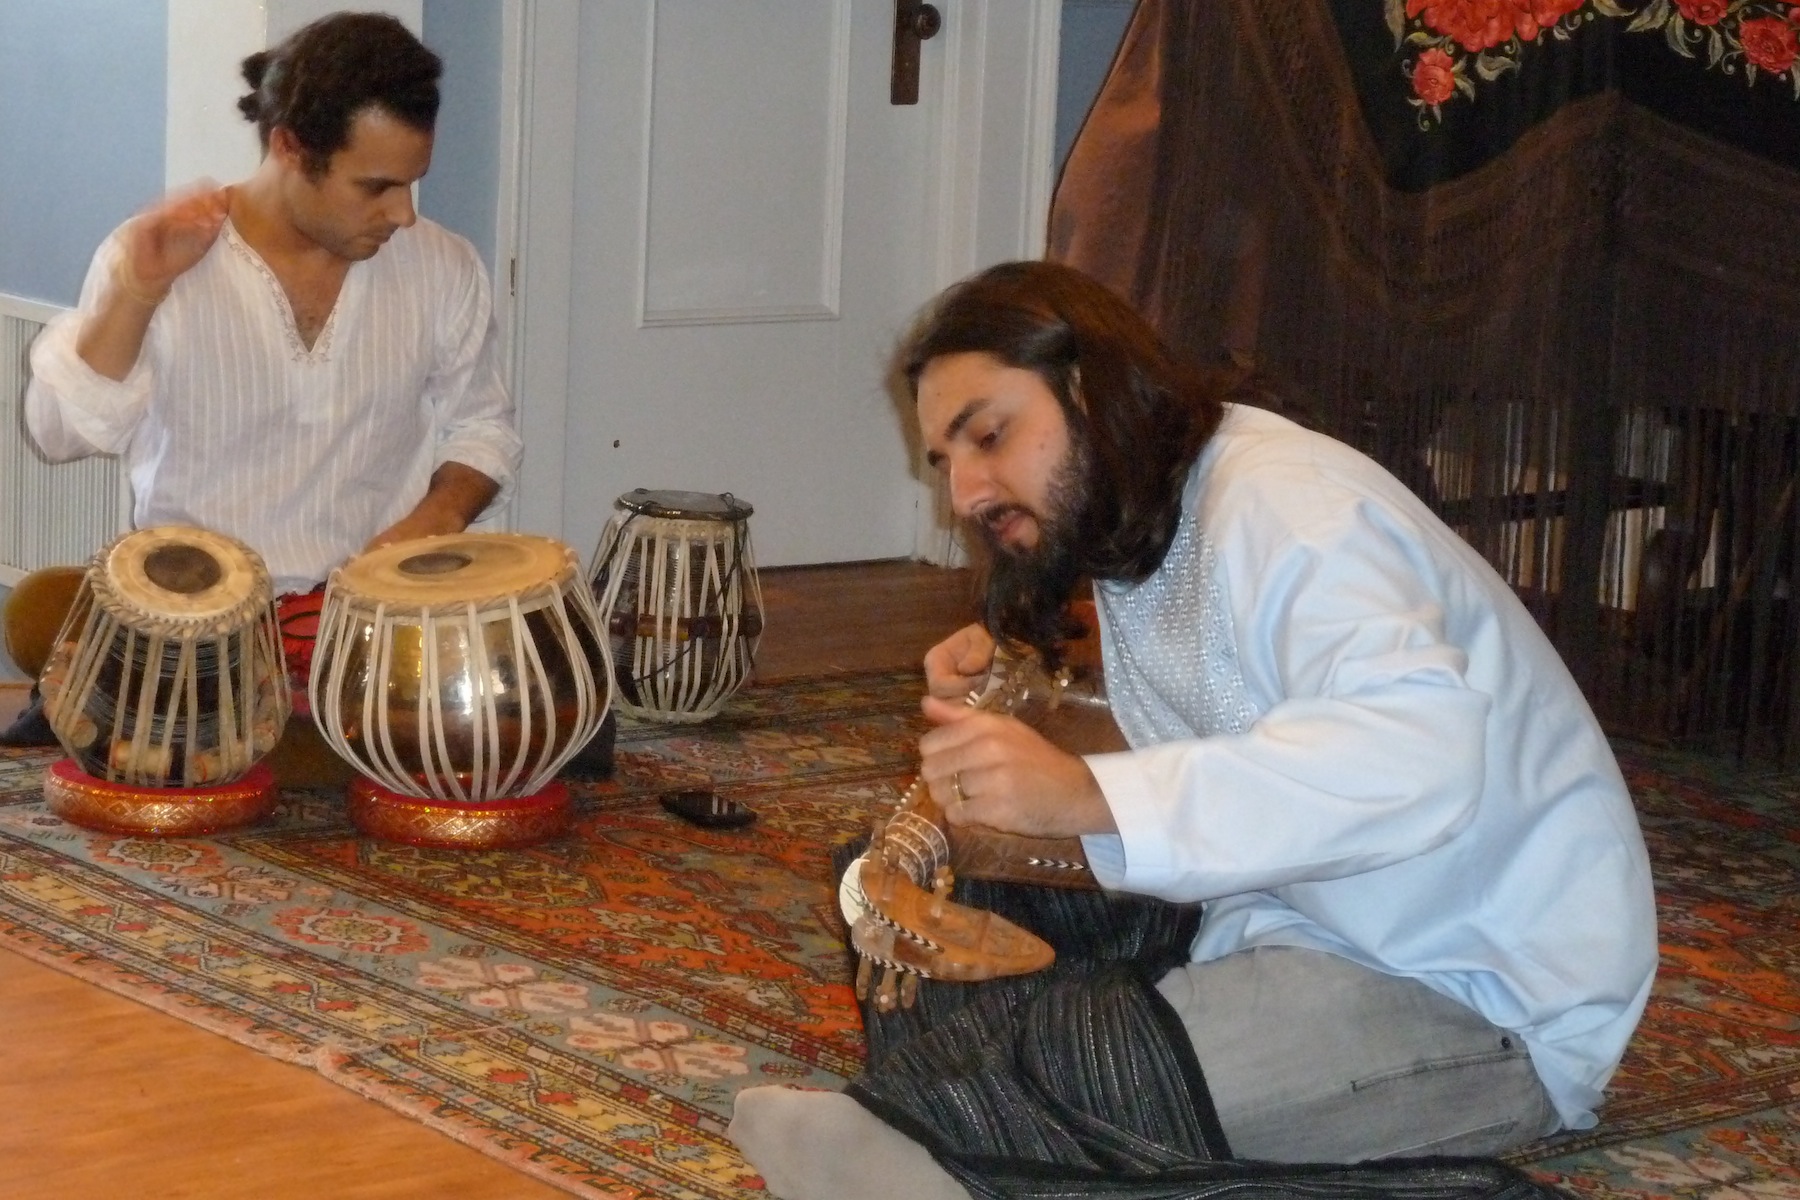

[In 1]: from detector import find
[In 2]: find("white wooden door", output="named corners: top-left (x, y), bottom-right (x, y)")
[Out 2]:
top-left (508, 1), bottom-right (1060, 567)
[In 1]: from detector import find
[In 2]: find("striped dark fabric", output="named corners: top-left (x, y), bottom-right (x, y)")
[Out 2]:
top-left (851, 965), bottom-right (1228, 1168)
top-left (924, 1156), bottom-right (1571, 1200)
top-left (835, 844), bottom-right (1572, 1200)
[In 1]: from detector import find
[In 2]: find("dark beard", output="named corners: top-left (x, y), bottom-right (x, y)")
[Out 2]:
top-left (976, 439), bottom-right (1091, 669)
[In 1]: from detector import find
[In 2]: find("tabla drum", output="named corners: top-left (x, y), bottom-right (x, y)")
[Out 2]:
top-left (309, 532), bottom-right (611, 847)
top-left (38, 526), bottom-right (289, 834)
top-left (588, 489), bottom-right (763, 723)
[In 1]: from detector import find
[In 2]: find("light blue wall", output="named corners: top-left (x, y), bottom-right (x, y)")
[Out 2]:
top-left (0, 3), bottom-right (1090, 310)
top-left (0, 0), bottom-right (168, 306)
top-left (419, 0), bottom-right (502, 275)
top-left (1056, 0), bottom-right (1134, 175)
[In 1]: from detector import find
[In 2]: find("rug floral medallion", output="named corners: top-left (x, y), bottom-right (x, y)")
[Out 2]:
top-left (3, 670), bottom-right (1799, 1198)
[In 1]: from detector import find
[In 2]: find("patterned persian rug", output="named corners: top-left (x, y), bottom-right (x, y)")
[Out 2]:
top-left (1516, 742), bottom-right (1800, 1199)
top-left (1, 669), bottom-right (1797, 1198)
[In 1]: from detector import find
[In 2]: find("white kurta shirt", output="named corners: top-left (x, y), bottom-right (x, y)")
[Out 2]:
top-left (1079, 403), bottom-right (1658, 1132)
top-left (26, 217), bottom-right (522, 594)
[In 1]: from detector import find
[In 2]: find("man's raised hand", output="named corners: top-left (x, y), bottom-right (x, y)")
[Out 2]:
top-left (117, 185), bottom-right (231, 304)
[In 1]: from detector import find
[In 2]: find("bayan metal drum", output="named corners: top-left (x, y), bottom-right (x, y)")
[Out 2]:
top-left (309, 532), bottom-right (611, 848)
top-left (588, 489), bottom-right (763, 722)
top-left (39, 526), bottom-right (289, 834)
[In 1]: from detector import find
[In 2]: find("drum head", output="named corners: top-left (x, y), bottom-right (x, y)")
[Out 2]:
top-left (335, 533), bottom-right (577, 609)
top-left (615, 489), bottom-right (753, 522)
top-left (98, 526), bottom-right (271, 628)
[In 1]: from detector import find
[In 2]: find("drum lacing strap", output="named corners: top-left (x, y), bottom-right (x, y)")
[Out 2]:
top-left (605, 502), bottom-right (760, 690)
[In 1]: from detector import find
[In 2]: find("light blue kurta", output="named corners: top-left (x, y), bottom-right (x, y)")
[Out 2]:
top-left (1080, 403), bottom-right (1657, 1131)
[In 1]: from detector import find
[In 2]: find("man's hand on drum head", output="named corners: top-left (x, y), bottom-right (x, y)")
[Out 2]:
top-left (363, 508), bottom-right (465, 554)
top-left (117, 184), bottom-right (231, 303)
top-left (923, 622), bottom-right (996, 703)
top-left (363, 463), bottom-right (502, 553)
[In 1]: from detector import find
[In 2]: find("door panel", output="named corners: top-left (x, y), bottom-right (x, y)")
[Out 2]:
top-left (563, 0), bottom-right (936, 566)
top-left (641, 4), bottom-right (847, 323)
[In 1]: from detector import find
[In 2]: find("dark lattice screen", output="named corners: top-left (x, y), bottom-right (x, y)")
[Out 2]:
top-left (1050, 0), bottom-right (1800, 761)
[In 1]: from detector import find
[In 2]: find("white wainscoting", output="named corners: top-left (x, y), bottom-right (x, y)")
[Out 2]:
top-left (0, 294), bottom-right (125, 585)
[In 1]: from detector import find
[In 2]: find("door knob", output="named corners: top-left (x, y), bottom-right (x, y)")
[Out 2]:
top-left (892, 0), bottom-right (942, 105)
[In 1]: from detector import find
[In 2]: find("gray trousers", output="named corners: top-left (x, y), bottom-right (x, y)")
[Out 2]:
top-left (730, 946), bottom-right (1561, 1200)
top-left (1158, 946), bottom-right (1560, 1160)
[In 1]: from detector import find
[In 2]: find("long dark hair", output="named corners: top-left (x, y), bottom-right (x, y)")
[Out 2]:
top-left (901, 260), bottom-right (1247, 658)
top-left (238, 12), bottom-right (442, 176)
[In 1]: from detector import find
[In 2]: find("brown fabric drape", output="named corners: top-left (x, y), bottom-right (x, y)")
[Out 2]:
top-left (1050, 0), bottom-right (1800, 760)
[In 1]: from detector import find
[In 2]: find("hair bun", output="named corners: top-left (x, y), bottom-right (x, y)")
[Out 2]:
top-left (240, 49), bottom-right (269, 90)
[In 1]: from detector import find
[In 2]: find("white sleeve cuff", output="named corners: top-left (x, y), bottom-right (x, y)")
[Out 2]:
top-left (435, 440), bottom-right (519, 515)
top-left (27, 311), bottom-right (155, 458)
top-left (1084, 747), bottom-right (1183, 891)
top-left (1077, 832), bottom-right (1128, 889)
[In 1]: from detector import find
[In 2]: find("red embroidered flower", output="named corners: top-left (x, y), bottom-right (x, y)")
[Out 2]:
top-left (1673, 0), bottom-right (1730, 24)
top-left (1741, 15), bottom-right (1800, 73)
top-left (1399, 0), bottom-right (1800, 117)
top-left (1412, 47), bottom-right (1459, 103)
top-left (1515, 0), bottom-right (1585, 40)
top-left (1407, 0), bottom-right (1518, 51)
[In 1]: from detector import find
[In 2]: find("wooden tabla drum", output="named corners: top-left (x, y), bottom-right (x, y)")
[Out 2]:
top-left (588, 489), bottom-right (763, 723)
top-left (39, 526), bottom-right (288, 835)
top-left (309, 533), bottom-right (611, 848)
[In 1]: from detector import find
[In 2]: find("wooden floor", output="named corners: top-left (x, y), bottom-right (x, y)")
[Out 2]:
top-left (0, 560), bottom-right (972, 1200)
